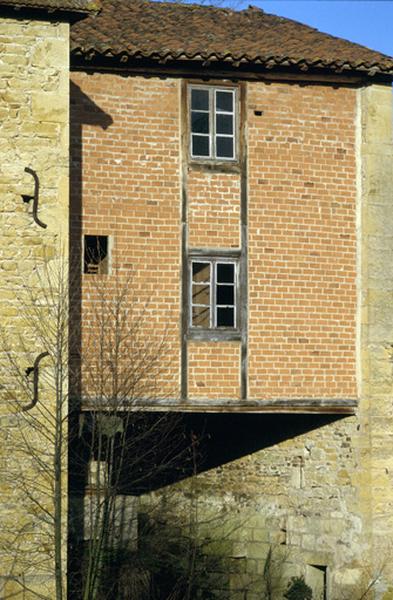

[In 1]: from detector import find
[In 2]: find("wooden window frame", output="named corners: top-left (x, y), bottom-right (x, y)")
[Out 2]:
top-left (189, 85), bottom-right (238, 162)
top-left (188, 253), bottom-right (240, 340)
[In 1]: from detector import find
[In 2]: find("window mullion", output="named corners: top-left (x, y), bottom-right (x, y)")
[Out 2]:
top-left (233, 262), bottom-right (237, 327)
top-left (211, 89), bottom-right (215, 160)
top-left (189, 262), bottom-right (193, 328)
top-left (210, 262), bottom-right (217, 329)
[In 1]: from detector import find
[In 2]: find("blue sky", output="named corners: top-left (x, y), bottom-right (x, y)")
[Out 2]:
top-left (235, 1), bottom-right (393, 57)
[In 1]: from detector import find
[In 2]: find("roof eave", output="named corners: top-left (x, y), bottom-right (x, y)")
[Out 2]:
top-left (70, 50), bottom-right (393, 82)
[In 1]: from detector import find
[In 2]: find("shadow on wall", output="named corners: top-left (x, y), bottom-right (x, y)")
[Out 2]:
top-left (117, 411), bottom-right (345, 494)
top-left (69, 80), bottom-right (113, 412)
top-left (68, 81), bottom-right (113, 599)
top-left (183, 411), bottom-right (344, 476)
top-left (67, 80), bottom-right (345, 495)
top-left (67, 82), bottom-right (347, 598)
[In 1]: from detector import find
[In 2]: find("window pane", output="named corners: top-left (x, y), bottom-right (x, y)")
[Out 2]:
top-left (216, 114), bottom-right (233, 135)
top-left (84, 235), bottom-right (109, 274)
top-left (192, 305), bottom-right (210, 328)
top-left (191, 88), bottom-right (209, 111)
top-left (217, 285), bottom-right (234, 305)
top-left (192, 134), bottom-right (210, 157)
top-left (192, 283), bottom-right (210, 305)
top-left (216, 91), bottom-right (233, 112)
top-left (216, 263), bottom-right (234, 283)
top-left (192, 262), bottom-right (210, 283)
top-left (191, 111), bottom-right (209, 134)
top-left (216, 307), bottom-right (234, 327)
top-left (216, 136), bottom-right (234, 159)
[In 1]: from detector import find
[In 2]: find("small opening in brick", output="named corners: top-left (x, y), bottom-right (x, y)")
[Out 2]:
top-left (84, 235), bottom-right (109, 275)
top-left (254, 110), bottom-right (263, 116)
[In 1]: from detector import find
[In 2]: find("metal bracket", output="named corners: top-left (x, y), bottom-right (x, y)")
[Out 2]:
top-left (22, 351), bottom-right (49, 411)
top-left (22, 167), bottom-right (47, 229)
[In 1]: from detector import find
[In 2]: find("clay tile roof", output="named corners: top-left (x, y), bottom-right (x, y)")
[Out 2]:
top-left (0, 0), bottom-right (100, 14)
top-left (71, 0), bottom-right (393, 76)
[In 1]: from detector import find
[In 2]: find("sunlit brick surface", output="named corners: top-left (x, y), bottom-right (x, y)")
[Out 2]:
top-left (71, 74), bottom-right (357, 404)
top-left (247, 82), bottom-right (357, 399)
top-left (71, 73), bottom-right (181, 400)
top-left (188, 169), bottom-right (240, 249)
top-left (188, 341), bottom-right (241, 400)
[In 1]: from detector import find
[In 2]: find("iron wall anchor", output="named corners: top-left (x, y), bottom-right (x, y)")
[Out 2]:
top-left (22, 167), bottom-right (47, 229)
top-left (23, 351), bottom-right (49, 411)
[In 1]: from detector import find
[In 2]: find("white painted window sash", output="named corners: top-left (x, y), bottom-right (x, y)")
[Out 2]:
top-left (190, 259), bottom-right (237, 329)
top-left (190, 86), bottom-right (237, 160)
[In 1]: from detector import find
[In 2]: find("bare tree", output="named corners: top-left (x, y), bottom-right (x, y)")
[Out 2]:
top-left (0, 256), bottom-right (188, 600)
top-left (1, 254), bottom-right (264, 600)
top-left (0, 256), bottom-right (69, 600)
top-left (69, 272), bottom-right (186, 600)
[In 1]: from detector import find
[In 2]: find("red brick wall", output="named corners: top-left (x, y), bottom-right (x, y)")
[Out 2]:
top-left (188, 169), bottom-right (240, 248)
top-left (71, 73), bottom-right (357, 405)
top-left (247, 82), bottom-right (357, 399)
top-left (188, 341), bottom-right (241, 400)
top-left (71, 73), bottom-right (181, 400)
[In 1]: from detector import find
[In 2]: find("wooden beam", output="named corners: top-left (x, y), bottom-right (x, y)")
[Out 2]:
top-left (71, 58), bottom-right (380, 86)
top-left (80, 398), bottom-right (357, 415)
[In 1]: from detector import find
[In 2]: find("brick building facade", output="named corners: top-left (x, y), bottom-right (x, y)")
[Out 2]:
top-left (1, 0), bottom-right (393, 597)
top-left (71, 72), bottom-right (359, 408)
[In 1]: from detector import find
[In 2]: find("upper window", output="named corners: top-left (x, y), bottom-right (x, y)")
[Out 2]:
top-left (190, 259), bottom-right (237, 329)
top-left (190, 86), bottom-right (237, 161)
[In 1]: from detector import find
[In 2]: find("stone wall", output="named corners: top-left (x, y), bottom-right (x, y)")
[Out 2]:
top-left (361, 83), bottom-right (393, 598)
top-left (0, 15), bottom-right (70, 598)
top-left (174, 414), bottom-right (366, 599)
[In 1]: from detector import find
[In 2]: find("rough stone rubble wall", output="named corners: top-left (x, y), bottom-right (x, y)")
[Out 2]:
top-left (0, 16), bottom-right (69, 598)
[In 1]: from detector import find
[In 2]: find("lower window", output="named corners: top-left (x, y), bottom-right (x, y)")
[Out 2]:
top-left (84, 235), bottom-right (110, 274)
top-left (190, 259), bottom-right (237, 329)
